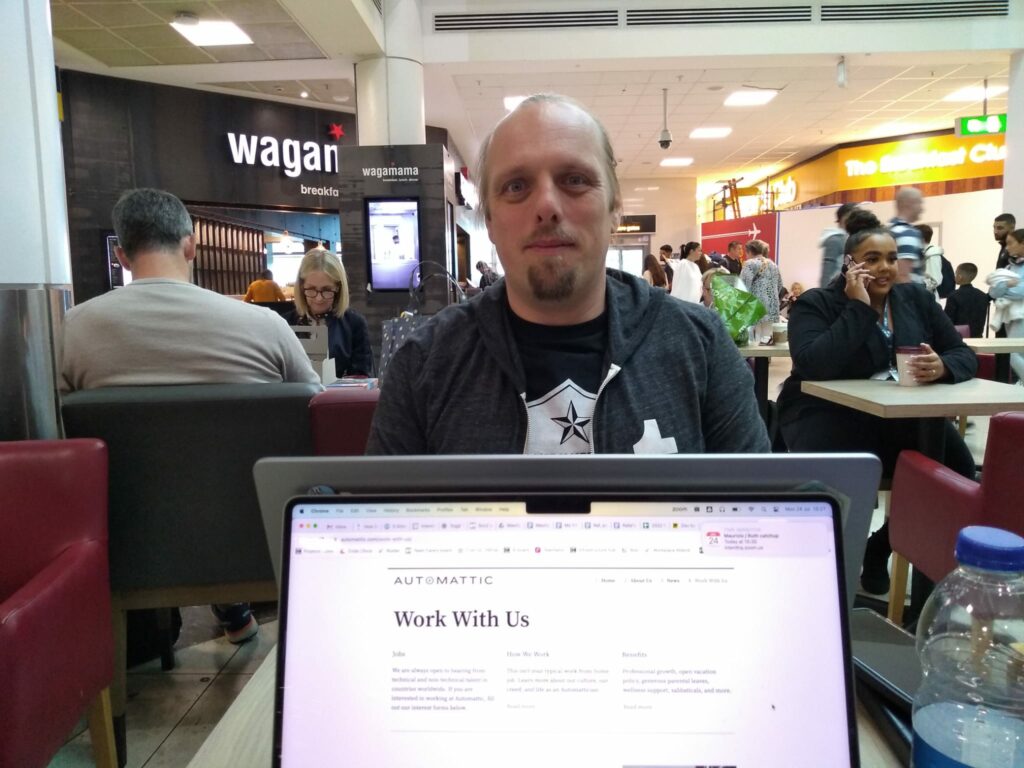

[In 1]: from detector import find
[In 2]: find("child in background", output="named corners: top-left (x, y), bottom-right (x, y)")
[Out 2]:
top-left (780, 281), bottom-right (804, 318)
top-left (943, 263), bottom-right (990, 337)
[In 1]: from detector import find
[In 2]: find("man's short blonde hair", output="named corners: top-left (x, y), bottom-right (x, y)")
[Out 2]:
top-left (474, 93), bottom-right (621, 222)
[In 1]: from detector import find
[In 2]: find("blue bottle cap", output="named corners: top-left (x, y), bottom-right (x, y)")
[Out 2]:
top-left (955, 526), bottom-right (1024, 572)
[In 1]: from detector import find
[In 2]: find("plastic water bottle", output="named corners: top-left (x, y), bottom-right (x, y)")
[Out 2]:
top-left (912, 526), bottom-right (1024, 767)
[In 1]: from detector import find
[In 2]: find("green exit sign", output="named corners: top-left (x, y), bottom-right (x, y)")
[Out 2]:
top-left (955, 114), bottom-right (1007, 136)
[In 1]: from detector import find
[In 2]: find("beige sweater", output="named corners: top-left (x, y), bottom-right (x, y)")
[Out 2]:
top-left (60, 278), bottom-right (321, 393)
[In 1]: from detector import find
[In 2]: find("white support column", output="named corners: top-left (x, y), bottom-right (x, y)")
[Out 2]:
top-left (355, 0), bottom-right (426, 146)
top-left (1004, 51), bottom-right (1024, 222)
top-left (1, 0), bottom-right (73, 439)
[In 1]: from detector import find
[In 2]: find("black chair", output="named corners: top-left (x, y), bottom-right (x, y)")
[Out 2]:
top-left (62, 382), bottom-right (319, 764)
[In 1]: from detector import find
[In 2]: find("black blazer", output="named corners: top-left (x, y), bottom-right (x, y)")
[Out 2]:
top-left (284, 308), bottom-right (373, 378)
top-left (778, 282), bottom-right (977, 424)
top-left (944, 284), bottom-right (991, 338)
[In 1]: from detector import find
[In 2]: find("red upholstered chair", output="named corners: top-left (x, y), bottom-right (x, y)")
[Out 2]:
top-left (954, 323), bottom-right (996, 379)
top-left (0, 439), bottom-right (117, 768)
top-left (887, 411), bottom-right (1024, 623)
top-left (309, 387), bottom-right (381, 455)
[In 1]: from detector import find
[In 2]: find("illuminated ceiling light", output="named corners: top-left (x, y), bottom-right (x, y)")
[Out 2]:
top-left (689, 126), bottom-right (733, 139)
top-left (300, 91), bottom-right (309, 98)
top-left (503, 95), bottom-right (527, 111)
top-left (724, 90), bottom-right (777, 107)
top-left (660, 157), bottom-right (694, 167)
top-left (943, 84), bottom-right (1008, 102)
top-left (633, 186), bottom-right (660, 191)
top-left (171, 13), bottom-right (253, 46)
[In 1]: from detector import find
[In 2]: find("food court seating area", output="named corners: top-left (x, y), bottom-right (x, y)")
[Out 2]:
top-left (3, 363), bottom-right (1014, 768)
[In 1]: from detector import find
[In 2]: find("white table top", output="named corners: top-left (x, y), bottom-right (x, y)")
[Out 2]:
top-left (962, 337), bottom-right (1024, 353)
top-left (737, 341), bottom-right (791, 358)
top-left (188, 648), bottom-right (901, 767)
top-left (802, 377), bottom-right (1024, 419)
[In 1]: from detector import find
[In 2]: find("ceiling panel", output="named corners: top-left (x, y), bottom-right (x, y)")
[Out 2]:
top-left (114, 24), bottom-right (188, 48)
top-left (49, 2), bottom-right (1013, 186)
top-left (55, 27), bottom-right (134, 49)
top-left (147, 46), bottom-right (215, 65)
top-left (51, 5), bottom-right (100, 29)
top-left (211, 0), bottom-right (292, 23)
top-left (88, 48), bottom-right (160, 66)
top-left (243, 21), bottom-right (312, 46)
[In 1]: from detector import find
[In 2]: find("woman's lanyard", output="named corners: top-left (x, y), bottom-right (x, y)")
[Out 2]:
top-left (875, 296), bottom-right (897, 380)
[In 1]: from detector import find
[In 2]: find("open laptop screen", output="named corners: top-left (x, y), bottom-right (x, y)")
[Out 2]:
top-left (275, 496), bottom-right (855, 768)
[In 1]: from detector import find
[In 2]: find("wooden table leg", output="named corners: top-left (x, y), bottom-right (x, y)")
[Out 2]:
top-left (86, 687), bottom-right (119, 768)
top-left (887, 553), bottom-right (910, 625)
top-left (110, 605), bottom-right (128, 767)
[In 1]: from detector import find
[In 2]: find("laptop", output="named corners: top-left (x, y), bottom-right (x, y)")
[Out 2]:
top-left (257, 455), bottom-right (878, 767)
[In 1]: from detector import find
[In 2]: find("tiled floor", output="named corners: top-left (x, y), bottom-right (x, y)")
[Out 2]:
top-left (47, 359), bottom-right (992, 767)
top-left (49, 613), bottom-right (278, 768)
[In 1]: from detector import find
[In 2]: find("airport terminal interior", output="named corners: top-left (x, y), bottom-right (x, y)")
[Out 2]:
top-left (3, 1), bottom-right (1024, 767)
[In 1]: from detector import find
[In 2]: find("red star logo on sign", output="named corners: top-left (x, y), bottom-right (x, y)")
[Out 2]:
top-left (327, 123), bottom-right (345, 141)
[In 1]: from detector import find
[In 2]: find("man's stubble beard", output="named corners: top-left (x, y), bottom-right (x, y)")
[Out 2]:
top-left (527, 257), bottom-right (578, 302)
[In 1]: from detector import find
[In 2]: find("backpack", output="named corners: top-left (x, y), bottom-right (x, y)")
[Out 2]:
top-left (937, 254), bottom-right (955, 299)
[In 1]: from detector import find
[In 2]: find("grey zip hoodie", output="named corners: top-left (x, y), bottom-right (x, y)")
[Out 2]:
top-left (367, 270), bottom-right (770, 455)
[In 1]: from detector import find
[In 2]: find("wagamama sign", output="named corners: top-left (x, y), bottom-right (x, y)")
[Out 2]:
top-left (227, 132), bottom-right (338, 179)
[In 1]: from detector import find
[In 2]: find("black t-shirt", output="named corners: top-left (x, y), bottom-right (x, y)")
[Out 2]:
top-left (997, 244), bottom-right (1010, 270)
top-left (508, 309), bottom-right (607, 453)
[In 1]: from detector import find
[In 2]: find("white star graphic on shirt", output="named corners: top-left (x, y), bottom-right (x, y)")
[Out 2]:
top-left (551, 401), bottom-right (592, 445)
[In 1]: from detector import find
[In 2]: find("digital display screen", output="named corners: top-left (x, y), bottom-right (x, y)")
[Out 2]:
top-left (106, 233), bottom-right (132, 287)
top-left (277, 497), bottom-right (852, 768)
top-left (366, 198), bottom-right (421, 291)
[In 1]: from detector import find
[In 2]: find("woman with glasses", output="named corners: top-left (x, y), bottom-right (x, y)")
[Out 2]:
top-left (285, 249), bottom-right (373, 378)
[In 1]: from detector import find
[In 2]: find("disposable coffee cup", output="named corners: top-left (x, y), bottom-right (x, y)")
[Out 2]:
top-left (895, 345), bottom-right (926, 386)
top-left (772, 323), bottom-right (788, 344)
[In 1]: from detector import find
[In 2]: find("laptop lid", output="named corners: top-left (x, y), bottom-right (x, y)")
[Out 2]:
top-left (254, 454), bottom-right (882, 611)
top-left (273, 491), bottom-right (858, 767)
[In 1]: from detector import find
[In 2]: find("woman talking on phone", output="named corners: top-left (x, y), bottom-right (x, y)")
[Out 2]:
top-left (776, 209), bottom-right (976, 595)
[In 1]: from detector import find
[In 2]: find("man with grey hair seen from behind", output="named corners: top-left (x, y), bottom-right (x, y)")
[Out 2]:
top-left (889, 186), bottom-right (925, 284)
top-left (367, 94), bottom-right (768, 456)
top-left (60, 187), bottom-right (320, 644)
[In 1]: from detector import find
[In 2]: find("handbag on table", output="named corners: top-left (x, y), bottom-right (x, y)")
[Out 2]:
top-left (379, 262), bottom-right (466, 381)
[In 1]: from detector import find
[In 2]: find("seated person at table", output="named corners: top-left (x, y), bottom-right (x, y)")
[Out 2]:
top-left (776, 209), bottom-right (977, 595)
top-left (243, 269), bottom-right (286, 303)
top-left (367, 94), bottom-right (769, 455)
top-left (285, 249), bottom-right (373, 378)
top-left (61, 187), bottom-right (321, 643)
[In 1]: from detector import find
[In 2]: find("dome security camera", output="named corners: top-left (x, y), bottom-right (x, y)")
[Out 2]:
top-left (659, 129), bottom-right (673, 150)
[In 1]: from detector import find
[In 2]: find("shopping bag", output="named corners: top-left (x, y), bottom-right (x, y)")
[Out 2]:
top-left (711, 274), bottom-right (766, 344)
top-left (378, 262), bottom-right (467, 382)
top-left (379, 313), bottom-right (429, 380)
